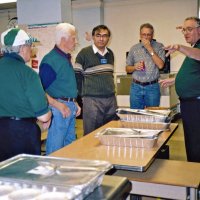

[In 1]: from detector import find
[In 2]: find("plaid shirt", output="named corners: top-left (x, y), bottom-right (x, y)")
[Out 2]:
top-left (126, 40), bottom-right (165, 82)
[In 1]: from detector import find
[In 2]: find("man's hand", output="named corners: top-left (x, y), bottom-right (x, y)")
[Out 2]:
top-left (164, 44), bottom-right (180, 57)
top-left (46, 94), bottom-right (71, 118)
top-left (141, 38), bottom-right (153, 52)
top-left (134, 61), bottom-right (145, 71)
top-left (75, 102), bottom-right (81, 117)
top-left (159, 78), bottom-right (175, 88)
top-left (57, 102), bottom-right (71, 118)
top-left (42, 118), bottom-right (52, 129)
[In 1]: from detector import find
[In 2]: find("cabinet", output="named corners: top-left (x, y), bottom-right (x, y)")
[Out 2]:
top-left (116, 74), bottom-right (178, 108)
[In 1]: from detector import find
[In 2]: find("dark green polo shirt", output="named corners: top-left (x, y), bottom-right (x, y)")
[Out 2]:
top-left (39, 46), bottom-right (77, 98)
top-left (175, 41), bottom-right (200, 98)
top-left (0, 53), bottom-right (49, 118)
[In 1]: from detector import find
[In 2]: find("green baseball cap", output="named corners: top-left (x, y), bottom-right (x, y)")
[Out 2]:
top-left (1, 28), bottom-right (39, 47)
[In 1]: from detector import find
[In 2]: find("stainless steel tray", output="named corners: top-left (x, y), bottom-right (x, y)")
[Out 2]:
top-left (117, 108), bottom-right (171, 123)
top-left (96, 128), bottom-right (162, 148)
top-left (117, 108), bottom-right (171, 116)
top-left (120, 121), bottom-right (170, 130)
top-left (0, 154), bottom-right (112, 200)
top-left (96, 128), bottom-right (162, 138)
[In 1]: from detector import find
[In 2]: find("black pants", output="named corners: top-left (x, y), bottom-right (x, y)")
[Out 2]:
top-left (0, 119), bottom-right (41, 162)
top-left (180, 100), bottom-right (200, 162)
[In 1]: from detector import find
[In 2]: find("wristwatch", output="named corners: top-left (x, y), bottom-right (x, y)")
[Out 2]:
top-left (150, 51), bottom-right (154, 56)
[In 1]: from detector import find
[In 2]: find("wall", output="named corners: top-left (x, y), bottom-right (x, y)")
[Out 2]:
top-left (71, 0), bottom-right (198, 74)
top-left (17, 0), bottom-right (72, 25)
top-left (0, 9), bottom-right (16, 34)
top-left (104, 0), bottom-right (198, 74)
top-left (0, 0), bottom-right (198, 74)
top-left (71, 0), bottom-right (103, 61)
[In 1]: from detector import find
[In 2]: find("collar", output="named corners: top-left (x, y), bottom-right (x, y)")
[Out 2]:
top-left (193, 39), bottom-right (200, 47)
top-left (92, 44), bottom-right (109, 56)
top-left (54, 45), bottom-right (71, 61)
top-left (4, 53), bottom-right (25, 64)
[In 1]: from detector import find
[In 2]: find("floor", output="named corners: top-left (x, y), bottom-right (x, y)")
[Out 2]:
top-left (166, 118), bottom-right (187, 161)
top-left (75, 118), bottom-right (187, 161)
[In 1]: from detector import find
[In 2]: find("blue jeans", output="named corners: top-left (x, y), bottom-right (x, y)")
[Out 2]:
top-left (130, 82), bottom-right (160, 109)
top-left (46, 100), bottom-right (77, 155)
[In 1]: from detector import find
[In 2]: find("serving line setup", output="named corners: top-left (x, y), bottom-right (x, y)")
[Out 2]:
top-left (50, 108), bottom-right (200, 200)
top-left (1, 109), bottom-right (199, 199)
top-left (51, 121), bottom-right (177, 172)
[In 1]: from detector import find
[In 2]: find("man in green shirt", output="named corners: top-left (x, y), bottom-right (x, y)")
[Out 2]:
top-left (0, 28), bottom-right (51, 161)
top-left (160, 17), bottom-right (200, 162)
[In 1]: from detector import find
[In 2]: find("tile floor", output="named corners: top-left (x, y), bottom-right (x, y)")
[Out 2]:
top-left (166, 118), bottom-right (187, 161)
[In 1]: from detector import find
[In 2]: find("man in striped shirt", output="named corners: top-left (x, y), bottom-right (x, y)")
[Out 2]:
top-left (74, 25), bottom-right (117, 135)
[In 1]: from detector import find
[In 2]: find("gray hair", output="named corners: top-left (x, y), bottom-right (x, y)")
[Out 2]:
top-left (140, 23), bottom-right (154, 33)
top-left (1, 45), bottom-right (21, 54)
top-left (185, 16), bottom-right (200, 26)
top-left (55, 23), bottom-right (76, 45)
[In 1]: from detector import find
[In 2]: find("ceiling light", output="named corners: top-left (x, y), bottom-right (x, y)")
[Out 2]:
top-left (0, 0), bottom-right (17, 4)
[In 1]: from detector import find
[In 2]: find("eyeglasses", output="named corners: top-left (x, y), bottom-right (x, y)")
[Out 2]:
top-left (95, 34), bottom-right (109, 39)
top-left (181, 26), bottom-right (200, 34)
top-left (140, 33), bottom-right (153, 37)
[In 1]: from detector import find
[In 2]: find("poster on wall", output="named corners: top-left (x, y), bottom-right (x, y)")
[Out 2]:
top-left (20, 24), bottom-right (57, 73)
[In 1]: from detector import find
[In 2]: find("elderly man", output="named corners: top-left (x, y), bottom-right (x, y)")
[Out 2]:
top-left (39, 23), bottom-right (81, 155)
top-left (126, 23), bottom-right (165, 109)
top-left (160, 17), bottom-right (200, 162)
top-left (74, 25), bottom-right (118, 135)
top-left (0, 28), bottom-right (52, 161)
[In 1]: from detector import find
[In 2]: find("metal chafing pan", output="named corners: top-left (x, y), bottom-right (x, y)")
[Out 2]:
top-left (0, 154), bottom-right (112, 200)
top-left (96, 128), bottom-right (162, 148)
top-left (116, 108), bottom-right (171, 123)
top-left (120, 121), bottom-right (170, 130)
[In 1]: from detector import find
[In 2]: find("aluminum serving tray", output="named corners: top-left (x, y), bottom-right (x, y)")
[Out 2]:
top-left (0, 154), bottom-right (112, 200)
top-left (117, 108), bottom-right (171, 123)
top-left (120, 121), bottom-right (170, 130)
top-left (96, 128), bottom-right (162, 148)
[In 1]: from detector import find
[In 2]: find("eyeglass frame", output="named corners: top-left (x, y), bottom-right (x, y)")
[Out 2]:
top-left (181, 26), bottom-right (200, 34)
top-left (140, 33), bottom-right (153, 37)
top-left (94, 34), bottom-right (110, 39)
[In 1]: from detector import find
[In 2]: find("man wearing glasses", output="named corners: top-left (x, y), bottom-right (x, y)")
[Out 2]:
top-left (74, 25), bottom-right (117, 135)
top-left (0, 28), bottom-right (52, 161)
top-left (126, 23), bottom-right (165, 109)
top-left (160, 17), bottom-right (200, 162)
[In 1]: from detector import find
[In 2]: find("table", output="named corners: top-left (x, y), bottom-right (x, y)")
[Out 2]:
top-left (51, 121), bottom-right (178, 172)
top-left (113, 159), bottom-right (200, 200)
top-left (85, 175), bottom-right (131, 200)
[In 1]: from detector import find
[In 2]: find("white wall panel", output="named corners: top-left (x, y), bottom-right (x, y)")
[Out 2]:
top-left (104, 0), bottom-right (198, 73)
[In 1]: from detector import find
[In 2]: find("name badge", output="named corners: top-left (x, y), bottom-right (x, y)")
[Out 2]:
top-left (100, 58), bottom-right (107, 64)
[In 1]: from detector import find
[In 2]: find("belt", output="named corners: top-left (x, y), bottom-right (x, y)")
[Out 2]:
top-left (0, 117), bottom-right (37, 123)
top-left (58, 97), bottom-right (77, 102)
top-left (179, 96), bottom-right (200, 102)
top-left (133, 78), bottom-right (158, 86)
